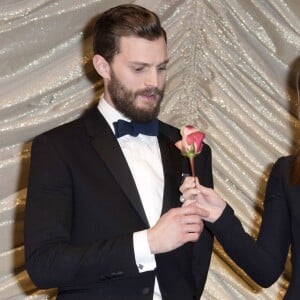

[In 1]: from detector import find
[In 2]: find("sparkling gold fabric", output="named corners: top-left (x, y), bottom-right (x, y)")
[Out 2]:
top-left (1, 0), bottom-right (299, 299)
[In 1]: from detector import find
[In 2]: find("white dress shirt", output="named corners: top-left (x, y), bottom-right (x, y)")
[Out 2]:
top-left (98, 97), bottom-right (164, 299)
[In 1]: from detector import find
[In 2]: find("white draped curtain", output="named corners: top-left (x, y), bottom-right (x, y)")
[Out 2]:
top-left (0, 0), bottom-right (299, 299)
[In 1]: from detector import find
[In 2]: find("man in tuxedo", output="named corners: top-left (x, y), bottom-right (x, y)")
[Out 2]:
top-left (24, 4), bottom-right (214, 300)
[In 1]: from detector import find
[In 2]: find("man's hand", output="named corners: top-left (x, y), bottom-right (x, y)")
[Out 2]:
top-left (147, 205), bottom-right (209, 254)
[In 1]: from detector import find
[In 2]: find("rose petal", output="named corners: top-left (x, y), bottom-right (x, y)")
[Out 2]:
top-left (175, 140), bottom-right (183, 152)
top-left (192, 132), bottom-right (205, 153)
top-left (176, 126), bottom-right (205, 156)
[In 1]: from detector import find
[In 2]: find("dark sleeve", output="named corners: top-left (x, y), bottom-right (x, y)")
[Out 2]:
top-left (192, 144), bottom-right (214, 294)
top-left (206, 158), bottom-right (291, 287)
top-left (24, 134), bottom-right (139, 289)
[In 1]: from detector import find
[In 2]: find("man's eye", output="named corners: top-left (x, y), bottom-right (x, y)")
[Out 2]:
top-left (158, 66), bottom-right (167, 72)
top-left (133, 67), bottom-right (143, 72)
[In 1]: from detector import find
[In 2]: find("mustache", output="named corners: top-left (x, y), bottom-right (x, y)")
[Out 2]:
top-left (135, 87), bottom-right (164, 97)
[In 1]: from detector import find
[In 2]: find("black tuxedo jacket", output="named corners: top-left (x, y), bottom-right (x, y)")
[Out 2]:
top-left (208, 156), bottom-right (300, 299)
top-left (25, 106), bottom-right (214, 300)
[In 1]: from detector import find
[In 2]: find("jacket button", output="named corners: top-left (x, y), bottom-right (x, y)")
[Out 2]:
top-left (142, 287), bottom-right (150, 295)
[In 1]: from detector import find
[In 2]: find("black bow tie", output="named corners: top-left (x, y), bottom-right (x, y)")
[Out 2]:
top-left (113, 119), bottom-right (159, 138)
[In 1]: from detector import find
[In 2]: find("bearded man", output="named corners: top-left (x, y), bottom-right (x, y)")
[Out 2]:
top-left (24, 4), bottom-right (214, 300)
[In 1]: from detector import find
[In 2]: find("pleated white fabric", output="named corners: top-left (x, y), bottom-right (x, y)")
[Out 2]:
top-left (0, 0), bottom-right (299, 299)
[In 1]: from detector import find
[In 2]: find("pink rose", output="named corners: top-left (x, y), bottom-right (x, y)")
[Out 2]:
top-left (175, 125), bottom-right (205, 177)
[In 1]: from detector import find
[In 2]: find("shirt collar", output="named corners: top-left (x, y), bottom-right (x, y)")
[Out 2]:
top-left (97, 95), bottom-right (130, 134)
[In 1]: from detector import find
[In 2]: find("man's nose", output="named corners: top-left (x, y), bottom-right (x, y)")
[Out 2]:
top-left (144, 70), bottom-right (159, 87)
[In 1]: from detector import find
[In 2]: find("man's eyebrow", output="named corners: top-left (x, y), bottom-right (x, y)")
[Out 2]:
top-left (157, 59), bottom-right (170, 67)
top-left (128, 59), bottom-right (170, 67)
top-left (129, 62), bottom-right (149, 66)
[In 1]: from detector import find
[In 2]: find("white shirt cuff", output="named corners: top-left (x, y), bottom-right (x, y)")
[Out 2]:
top-left (133, 230), bottom-right (156, 272)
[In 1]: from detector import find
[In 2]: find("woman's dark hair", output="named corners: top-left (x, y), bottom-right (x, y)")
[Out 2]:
top-left (291, 149), bottom-right (300, 185)
top-left (291, 69), bottom-right (300, 185)
top-left (93, 4), bottom-right (167, 63)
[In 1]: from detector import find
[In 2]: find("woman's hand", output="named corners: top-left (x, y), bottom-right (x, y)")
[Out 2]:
top-left (179, 177), bottom-right (226, 223)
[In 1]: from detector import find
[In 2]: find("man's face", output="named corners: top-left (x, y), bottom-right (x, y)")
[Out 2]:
top-left (106, 36), bottom-right (168, 122)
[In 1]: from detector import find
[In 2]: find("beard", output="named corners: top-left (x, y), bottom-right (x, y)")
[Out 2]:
top-left (107, 70), bottom-right (165, 122)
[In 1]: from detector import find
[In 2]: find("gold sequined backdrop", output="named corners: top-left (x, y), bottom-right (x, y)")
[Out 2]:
top-left (0, 0), bottom-right (299, 299)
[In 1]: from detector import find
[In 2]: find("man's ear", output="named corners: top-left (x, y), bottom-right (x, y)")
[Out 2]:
top-left (93, 55), bottom-right (111, 79)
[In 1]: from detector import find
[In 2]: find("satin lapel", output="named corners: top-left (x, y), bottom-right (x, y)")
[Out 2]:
top-left (158, 131), bottom-right (183, 215)
top-left (84, 108), bottom-right (149, 226)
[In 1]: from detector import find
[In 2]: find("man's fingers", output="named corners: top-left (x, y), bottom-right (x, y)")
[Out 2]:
top-left (182, 199), bottom-right (197, 207)
top-left (181, 205), bottom-right (210, 218)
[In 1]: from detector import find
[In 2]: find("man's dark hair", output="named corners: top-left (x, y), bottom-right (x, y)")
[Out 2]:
top-left (93, 4), bottom-right (167, 63)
